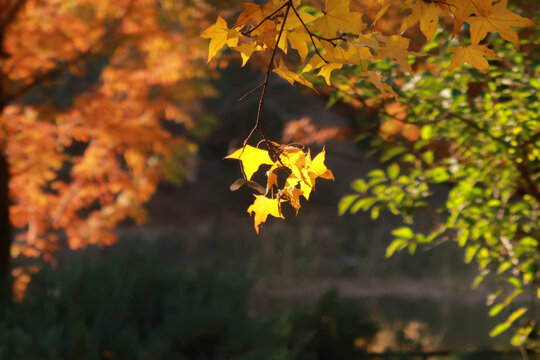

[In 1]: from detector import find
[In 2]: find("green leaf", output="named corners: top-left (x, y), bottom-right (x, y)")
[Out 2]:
top-left (386, 239), bottom-right (407, 258)
top-left (338, 195), bottom-right (358, 215)
top-left (350, 197), bottom-right (376, 214)
top-left (371, 206), bottom-right (380, 220)
top-left (421, 125), bottom-right (433, 140)
top-left (489, 322), bottom-right (511, 337)
top-left (510, 326), bottom-right (533, 346)
top-left (351, 179), bottom-right (367, 193)
top-left (464, 243), bottom-right (480, 263)
top-left (507, 307), bottom-right (527, 324)
top-left (430, 167), bottom-right (449, 183)
top-left (496, 261), bottom-right (512, 275)
top-left (422, 151), bottom-right (434, 165)
top-left (489, 303), bottom-right (504, 317)
top-left (387, 163), bottom-right (400, 179)
top-left (368, 169), bottom-right (386, 178)
top-left (507, 277), bottom-right (522, 289)
top-left (458, 228), bottom-right (469, 247)
top-left (392, 227), bottom-right (414, 239)
top-left (381, 147), bottom-right (406, 162)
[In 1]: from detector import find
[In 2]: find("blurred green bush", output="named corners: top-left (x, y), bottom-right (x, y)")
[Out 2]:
top-left (0, 252), bottom-right (377, 360)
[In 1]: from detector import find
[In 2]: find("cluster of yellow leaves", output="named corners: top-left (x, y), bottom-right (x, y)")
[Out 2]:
top-left (226, 145), bottom-right (333, 233)
top-left (203, 0), bottom-right (534, 91)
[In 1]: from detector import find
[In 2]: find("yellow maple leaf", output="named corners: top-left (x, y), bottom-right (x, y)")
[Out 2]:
top-left (308, 147), bottom-right (335, 181)
top-left (311, 0), bottom-right (364, 37)
top-left (328, 43), bottom-right (373, 65)
top-left (283, 186), bottom-right (304, 215)
top-left (273, 59), bottom-right (315, 89)
top-left (247, 195), bottom-right (284, 233)
top-left (400, 0), bottom-right (444, 42)
top-left (365, 71), bottom-right (397, 98)
top-left (236, 3), bottom-right (268, 27)
top-left (288, 27), bottom-right (311, 62)
top-left (318, 63), bottom-right (343, 85)
top-left (448, 0), bottom-right (477, 36)
top-left (377, 35), bottom-right (426, 73)
top-left (466, 0), bottom-right (534, 48)
top-left (448, 44), bottom-right (502, 71)
top-left (369, 0), bottom-right (393, 22)
top-left (283, 8), bottom-right (316, 31)
top-left (225, 145), bottom-right (274, 180)
top-left (201, 16), bottom-right (240, 63)
top-left (286, 148), bottom-right (334, 200)
top-left (233, 41), bottom-right (259, 66)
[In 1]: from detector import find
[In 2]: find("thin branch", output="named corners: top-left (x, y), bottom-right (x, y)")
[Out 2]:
top-left (237, 82), bottom-right (264, 102)
top-left (243, 2), bottom-right (291, 165)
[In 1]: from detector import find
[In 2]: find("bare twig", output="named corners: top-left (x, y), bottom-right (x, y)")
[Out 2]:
top-left (237, 82), bottom-right (264, 102)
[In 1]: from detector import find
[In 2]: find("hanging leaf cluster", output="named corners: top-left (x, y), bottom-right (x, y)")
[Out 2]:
top-left (226, 145), bottom-right (333, 233)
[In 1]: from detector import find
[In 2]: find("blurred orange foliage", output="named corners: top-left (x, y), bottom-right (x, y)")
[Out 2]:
top-left (0, 0), bottom-right (235, 270)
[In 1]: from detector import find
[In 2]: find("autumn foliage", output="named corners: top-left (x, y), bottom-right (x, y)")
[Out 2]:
top-left (202, 0), bottom-right (534, 232)
top-left (0, 0), bottom-right (231, 279)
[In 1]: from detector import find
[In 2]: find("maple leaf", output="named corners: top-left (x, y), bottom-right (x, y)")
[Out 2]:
top-left (400, 0), bottom-right (444, 42)
top-left (318, 63), bottom-right (343, 85)
top-left (326, 42), bottom-right (373, 65)
top-left (365, 71), bottom-right (397, 98)
top-left (288, 27), bottom-right (311, 62)
top-left (369, 0), bottom-right (393, 22)
top-left (377, 35), bottom-right (426, 74)
top-left (309, 148), bottom-right (335, 181)
top-left (234, 41), bottom-right (259, 66)
top-left (448, 0), bottom-right (477, 36)
top-left (247, 195), bottom-right (284, 233)
top-left (311, 0), bottom-right (364, 37)
top-left (201, 16), bottom-right (241, 62)
top-left (236, 3), bottom-right (271, 27)
top-left (273, 59), bottom-right (315, 89)
top-left (283, 186), bottom-right (304, 215)
top-left (225, 145), bottom-right (275, 180)
top-left (465, 0), bottom-right (535, 48)
top-left (448, 44), bottom-right (502, 71)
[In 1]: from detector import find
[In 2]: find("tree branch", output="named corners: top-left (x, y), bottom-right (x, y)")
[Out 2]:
top-left (242, 1), bottom-right (292, 167)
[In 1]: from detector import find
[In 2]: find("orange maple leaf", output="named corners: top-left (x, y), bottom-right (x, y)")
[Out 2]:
top-left (448, 44), bottom-right (502, 71)
top-left (466, 0), bottom-right (535, 48)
